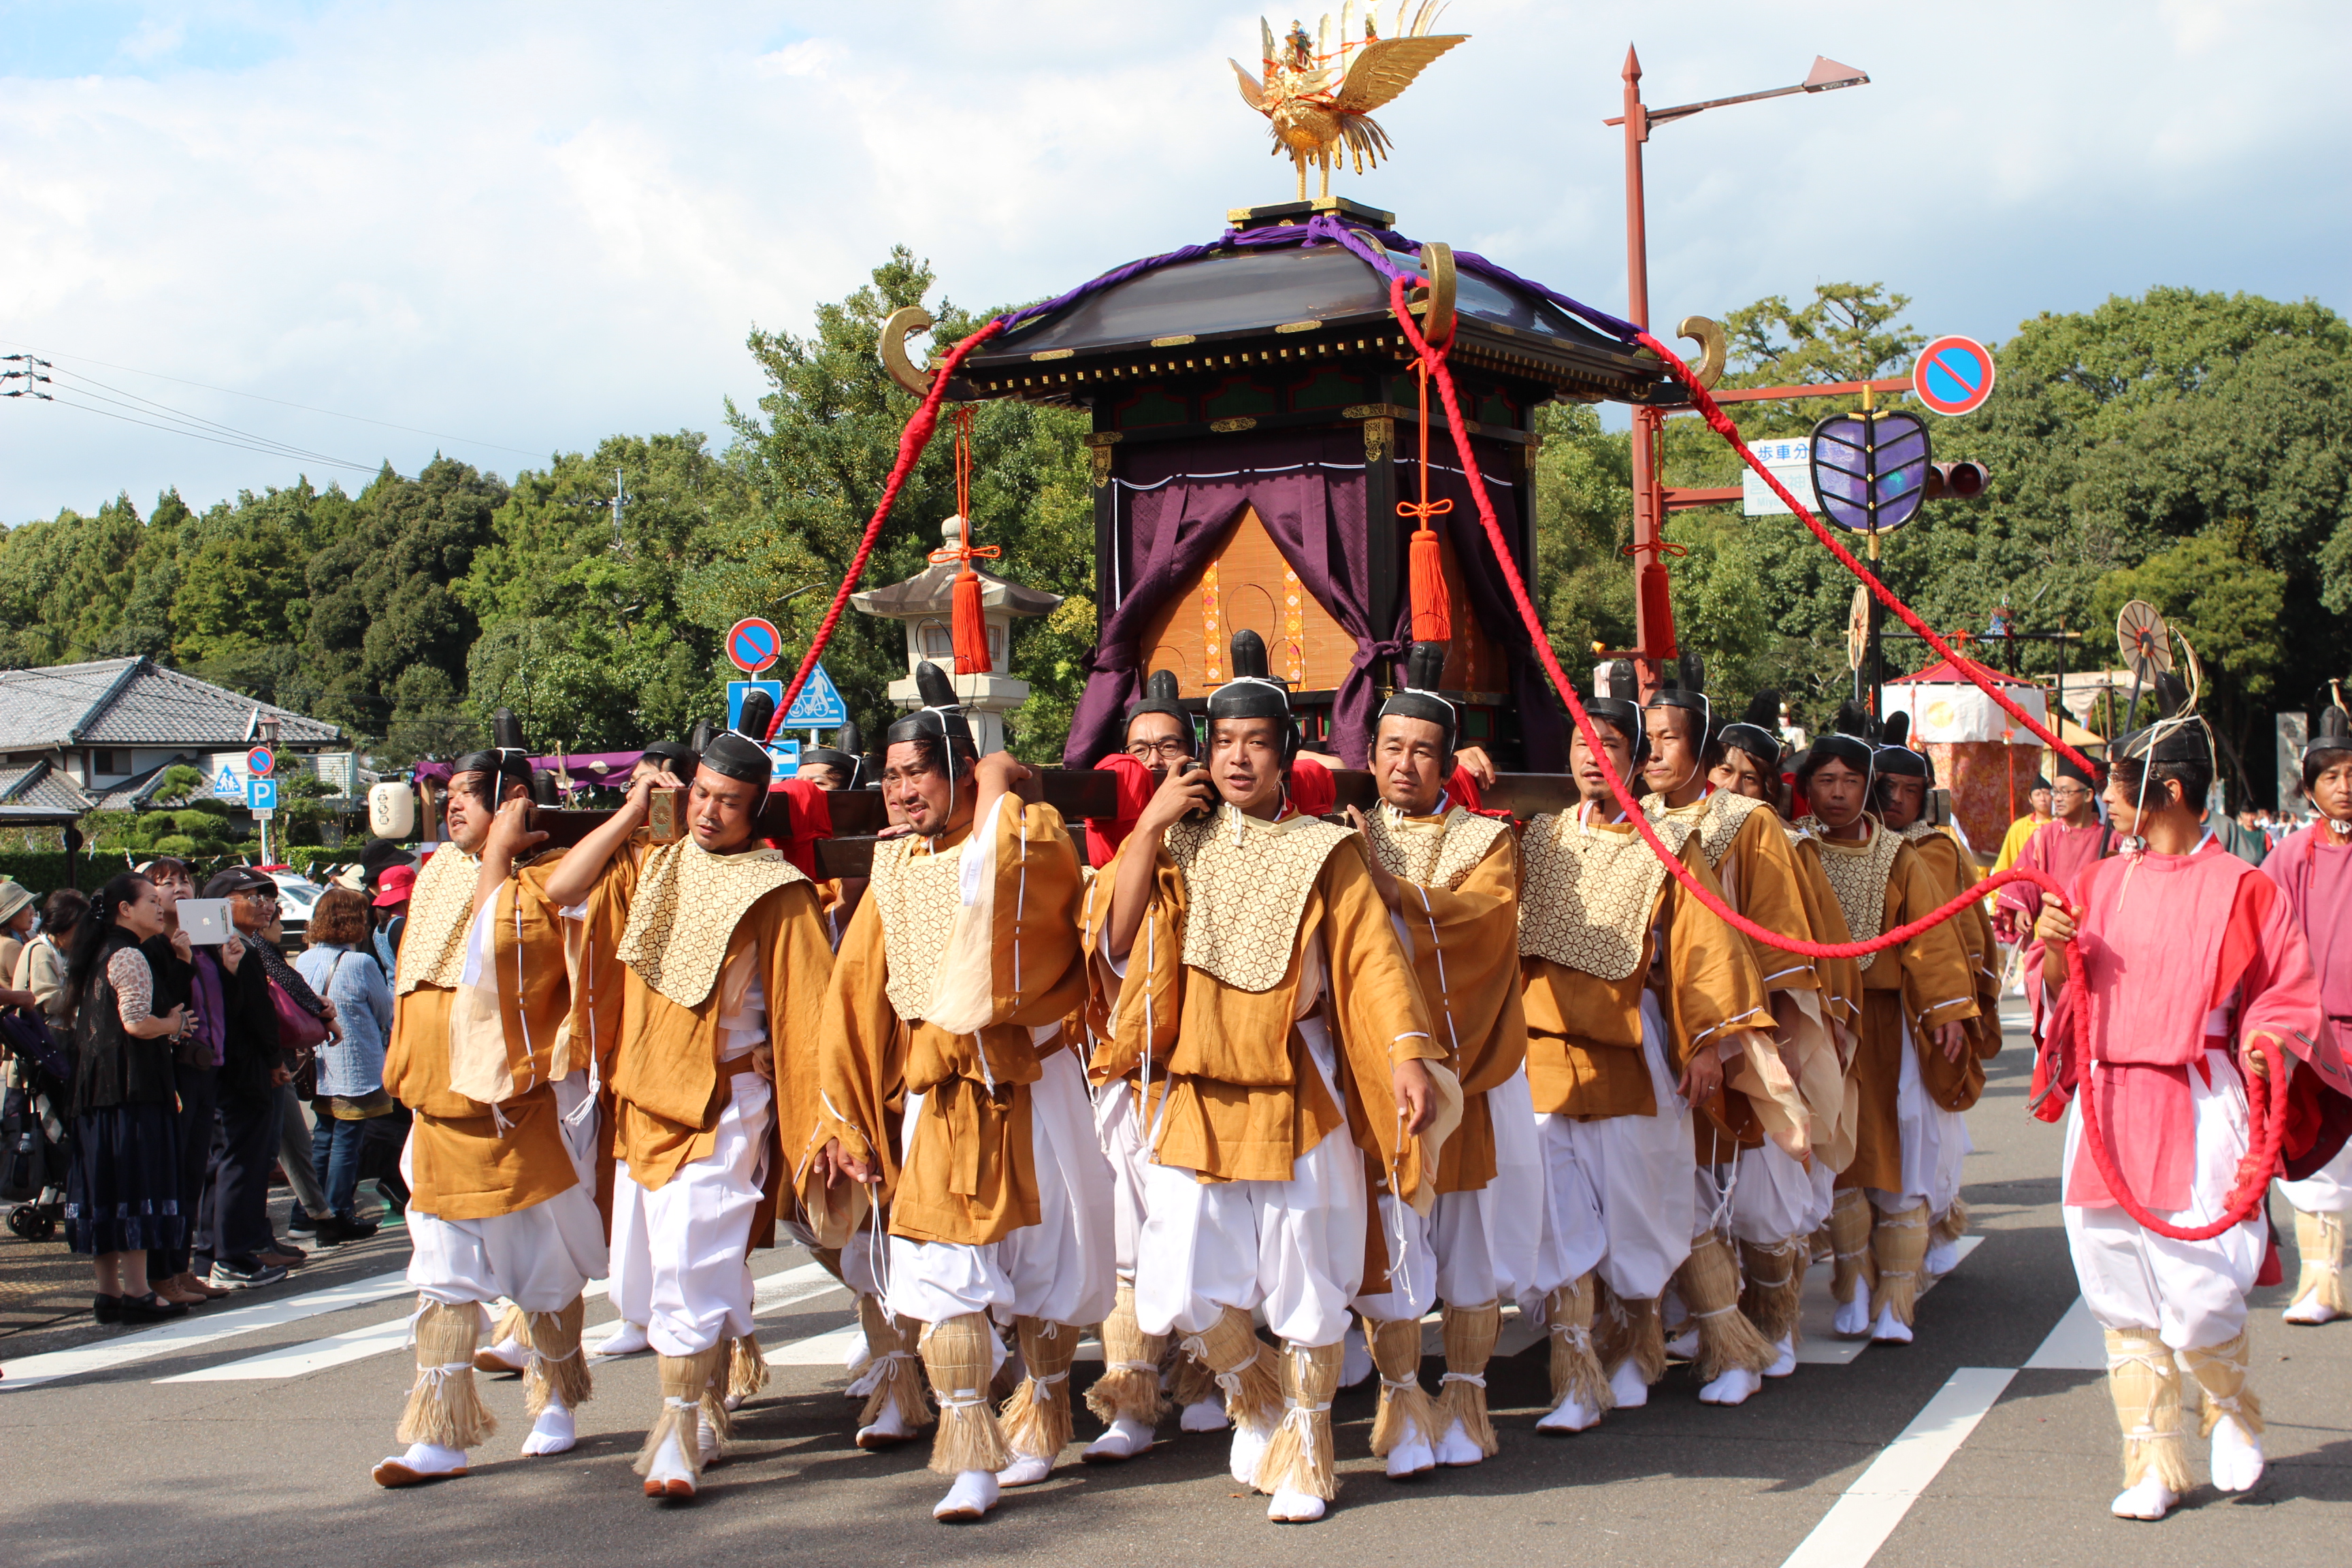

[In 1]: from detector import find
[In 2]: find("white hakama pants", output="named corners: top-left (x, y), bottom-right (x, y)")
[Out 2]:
top-left (609, 1068), bottom-right (772, 1359)
top-left (2277, 1136), bottom-right (2352, 1215)
top-left (1872, 1017), bottom-right (1974, 1219)
top-left (1431, 1067), bottom-right (1546, 1309)
top-left (1134, 1017), bottom-right (1369, 1348)
top-left (884, 1049), bottom-right (1117, 1330)
top-left (2063, 1048), bottom-right (2265, 1351)
top-left (1726, 1139), bottom-right (1834, 1246)
top-left (406, 1073), bottom-right (606, 1315)
top-left (1529, 996), bottom-right (1695, 1305)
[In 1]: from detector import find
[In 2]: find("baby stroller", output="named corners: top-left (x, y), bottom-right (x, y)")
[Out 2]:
top-left (2, 1009), bottom-right (73, 1244)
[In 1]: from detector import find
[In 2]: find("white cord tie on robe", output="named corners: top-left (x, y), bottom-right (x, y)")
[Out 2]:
top-left (1439, 1371), bottom-right (1486, 1388)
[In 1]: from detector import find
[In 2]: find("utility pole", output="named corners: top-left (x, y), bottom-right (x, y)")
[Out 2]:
top-left (1, 354), bottom-right (54, 401)
top-left (610, 468), bottom-right (629, 552)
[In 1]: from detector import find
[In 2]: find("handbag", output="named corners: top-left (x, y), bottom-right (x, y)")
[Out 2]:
top-left (271, 977), bottom-right (330, 1053)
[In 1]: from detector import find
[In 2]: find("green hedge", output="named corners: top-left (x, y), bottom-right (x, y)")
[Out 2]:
top-left (0, 843), bottom-right (421, 894)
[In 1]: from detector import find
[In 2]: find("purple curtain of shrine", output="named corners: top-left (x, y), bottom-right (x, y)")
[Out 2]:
top-left (1063, 426), bottom-right (1567, 772)
top-left (1065, 427), bottom-right (1390, 766)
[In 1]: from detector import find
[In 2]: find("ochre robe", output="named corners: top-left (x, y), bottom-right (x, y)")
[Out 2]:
top-left (813, 799), bottom-right (1087, 1247)
top-left (385, 847), bottom-right (591, 1222)
top-left (1081, 804), bottom-right (1446, 1200)
top-left (1362, 805), bottom-right (1526, 1194)
top-left (569, 835), bottom-right (834, 1250)
top-left (1807, 821), bottom-right (1982, 1194)
top-left (1518, 808), bottom-right (1774, 1123)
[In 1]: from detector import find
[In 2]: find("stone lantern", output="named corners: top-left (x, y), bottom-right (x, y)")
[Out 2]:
top-left (849, 516), bottom-right (1064, 755)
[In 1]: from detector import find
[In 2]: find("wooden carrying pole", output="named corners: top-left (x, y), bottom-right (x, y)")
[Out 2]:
top-left (527, 770), bottom-right (1588, 879)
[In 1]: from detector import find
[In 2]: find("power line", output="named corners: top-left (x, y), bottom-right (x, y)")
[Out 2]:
top-left (46, 371), bottom-right (375, 473)
top-left (0, 336), bottom-right (549, 460)
top-left (39, 393), bottom-right (379, 475)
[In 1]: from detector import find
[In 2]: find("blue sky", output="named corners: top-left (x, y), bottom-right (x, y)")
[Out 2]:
top-left (1, 1), bottom-right (2347, 522)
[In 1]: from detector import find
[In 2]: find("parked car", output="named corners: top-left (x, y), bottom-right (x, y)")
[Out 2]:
top-left (262, 869), bottom-right (328, 948)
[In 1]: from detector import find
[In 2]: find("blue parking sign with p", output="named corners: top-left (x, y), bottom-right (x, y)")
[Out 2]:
top-left (246, 778), bottom-right (278, 811)
top-left (728, 680), bottom-right (783, 734)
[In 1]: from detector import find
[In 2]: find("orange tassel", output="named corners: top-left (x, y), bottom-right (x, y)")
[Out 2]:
top-left (1409, 527), bottom-right (1452, 642)
top-left (951, 564), bottom-right (991, 675)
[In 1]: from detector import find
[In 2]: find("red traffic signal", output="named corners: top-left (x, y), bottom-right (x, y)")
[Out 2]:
top-left (1925, 460), bottom-right (1989, 501)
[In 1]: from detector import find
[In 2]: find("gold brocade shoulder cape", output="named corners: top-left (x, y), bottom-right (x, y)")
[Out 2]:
top-left (383, 847), bottom-right (604, 1223)
top-left (572, 834), bottom-right (835, 1213)
top-left (1081, 804), bottom-right (1452, 1211)
top-left (1363, 804), bottom-right (1525, 1194)
top-left (812, 799), bottom-right (1088, 1247)
top-left (1516, 808), bottom-right (1774, 1123)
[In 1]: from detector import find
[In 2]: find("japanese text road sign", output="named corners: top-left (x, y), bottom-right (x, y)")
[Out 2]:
top-left (1912, 336), bottom-right (1996, 416)
top-left (726, 617), bottom-right (783, 674)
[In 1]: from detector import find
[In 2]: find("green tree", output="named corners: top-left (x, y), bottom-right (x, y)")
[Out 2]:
top-left (722, 246), bottom-right (1093, 762)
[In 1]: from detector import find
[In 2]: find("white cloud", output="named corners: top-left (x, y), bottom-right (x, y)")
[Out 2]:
top-left (0, 0), bottom-right (2345, 524)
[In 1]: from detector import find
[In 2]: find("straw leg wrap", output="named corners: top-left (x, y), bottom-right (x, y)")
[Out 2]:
top-left (1599, 1292), bottom-right (1665, 1385)
top-left (1362, 1313), bottom-right (1441, 1458)
top-left (2293, 1209), bottom-right (2347, 1314)
top-left (1437, 1301), bottom-right (1501, 1457)
top-left (1675, 1231), bottom-right (1774, 1381)
top-left (1254, 1341), bottom-right (1343, 1501)
top-left (396, 1298), bottom-right (497, 1450)
top-left (920, 1313), bottom-right (1013, 1477)
top-left (1087, 1284), bottom-right (1170, 1426)
top-left (1168, 1341), bottom-right (1220, 1408)
top-left (523, 1296), bottom-right (591, 1417)
top-left (1179, 1304), bottom-right (1283, 1433)
top-left (2180, 1330), bottom-right (2264, 1440)
top-left (999, 1316), bottom-right (1081, 1463)
top-left (1829, 1187), bottom-right (1876, 1307)
top-left (1739, 1238), bottom-right (1808, 1347)
top-left (1544, 1275), bottom-right (1612, 1414)
top-left (1929, 1196), bottom-right (1970, 1252)
top-left (847, 1293), bottom-right (934, 1431)
top-left (1868, 1200), bottom-right (1930, 1327)
top-left (634, 1346), bottom-right (725, 1480)
top-left (2104, 1327), bottom-right (2193, 1492)
top-left (727, 1333), bottom-right (770, 1403)
top-left (491, 1299), bottom-right (530, 1352)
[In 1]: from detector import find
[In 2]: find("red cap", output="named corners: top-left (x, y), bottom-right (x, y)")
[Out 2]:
top-left (373, 864), bottom-right (417, 906)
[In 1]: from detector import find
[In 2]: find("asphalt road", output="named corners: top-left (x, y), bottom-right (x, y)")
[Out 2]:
top-left (3, 1003), bottom-right (2345, 1568)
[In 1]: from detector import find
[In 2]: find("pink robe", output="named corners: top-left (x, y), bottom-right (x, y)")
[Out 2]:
top-left (2055, 840), bottom-right (2319, 1212)
top-left (1997, 817), bottom-right (2112, 1045)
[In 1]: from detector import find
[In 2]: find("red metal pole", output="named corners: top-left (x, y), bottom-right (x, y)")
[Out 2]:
top-left (1621, 46), bottom-right (1671, 698)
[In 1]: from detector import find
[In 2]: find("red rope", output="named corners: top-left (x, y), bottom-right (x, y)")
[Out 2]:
top-left (762, 318), bottom-right (1004, 740)
top-left (1630, 329), bottom-right (2104, 785)
top-left (1384, 276), bottom-right (2279, 1236)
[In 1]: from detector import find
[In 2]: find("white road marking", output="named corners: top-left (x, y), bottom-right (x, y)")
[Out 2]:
top-left (157, 1263), bottom-right (840, 1385)
top-left (0, 1270), bottom-right (413, 1392)
top-left (2022, 1296), bottom-right (2104, 1370)
top-left (1794, 1235), bottom-right (1983, 1365)
top-left (1777, 1367), bottom-right (2017, 1568)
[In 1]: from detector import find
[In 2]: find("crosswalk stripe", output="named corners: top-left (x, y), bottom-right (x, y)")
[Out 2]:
top-left (2021, 1295), bottom-right (2104, 1370)
top-left (0, 1270), bottom-right (413, 1392)
top-left (1777, 1367), bottom-right (2016, 1568)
